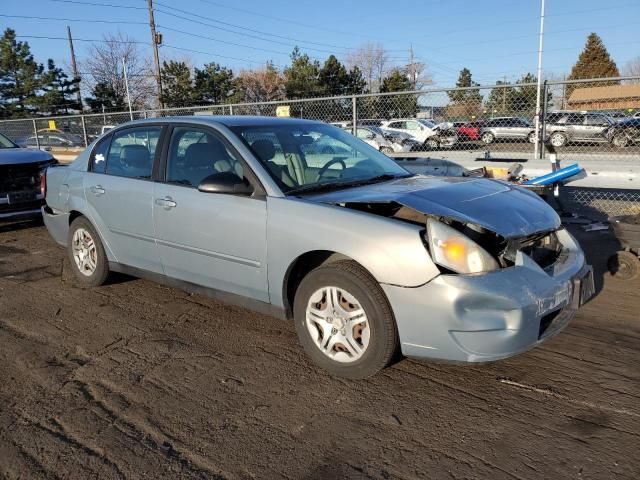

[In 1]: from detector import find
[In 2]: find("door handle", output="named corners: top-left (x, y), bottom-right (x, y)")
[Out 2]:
top-left (155, 196), bottom-right (177, 209)
top-left (90, 185), bottom-right (105, 195)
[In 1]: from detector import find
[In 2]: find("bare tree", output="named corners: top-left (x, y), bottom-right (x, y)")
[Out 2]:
top-left (235, 64), bottom-right (285, 103)
top-left (347, 43), bottom-right (388, 93)
top-left (623, 57), bottom-right (640, 82)
top-left (405, 46), bottom-right (432, 90)
top-left (83, 32), bottom-right (155, 109)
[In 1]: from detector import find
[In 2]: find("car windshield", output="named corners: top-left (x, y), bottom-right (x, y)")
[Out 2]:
top-left (231, 123), bottom-right (411, 194)
top-left (418, 119), bottom-right (436, 128)
top-left (0, 132), bottom-right (18, 148)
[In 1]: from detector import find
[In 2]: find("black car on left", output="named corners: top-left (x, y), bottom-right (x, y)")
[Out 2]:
top-left (0, 132), bottom-right (57, 220)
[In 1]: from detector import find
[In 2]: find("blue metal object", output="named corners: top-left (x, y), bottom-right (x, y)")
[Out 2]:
top-left (524, 163), bottom-right (582, 186)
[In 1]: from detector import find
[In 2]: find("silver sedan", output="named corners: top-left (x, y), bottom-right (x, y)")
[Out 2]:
top-left (42, 116), bottom-right (594, 378)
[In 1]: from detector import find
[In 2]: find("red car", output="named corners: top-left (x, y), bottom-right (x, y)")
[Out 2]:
top-left (457, 121), bottom-right (483, 141)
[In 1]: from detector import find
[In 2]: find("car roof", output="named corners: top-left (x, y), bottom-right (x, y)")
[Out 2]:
top-left (114, 115), bottom-right (325, 129)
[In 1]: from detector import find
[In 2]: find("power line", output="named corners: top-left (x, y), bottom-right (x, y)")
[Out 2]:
top-left (16, 35), bottom-right (150, 45)
top-left (0, 13), bottom-right (147, 25)
top-left (49, 0), bottom-right (147, 9)
top-left (155, 1), bottom-right (356, 52)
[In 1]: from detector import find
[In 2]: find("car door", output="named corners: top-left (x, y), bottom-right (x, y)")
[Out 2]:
top-left (583, 114), bottom-right (610, 142)
top-left (564, 113), bottom-right (584, 140)
top-left (84, 125), bottom-right (164, 273)
top-left (152, 125), bottom-right (269, 302)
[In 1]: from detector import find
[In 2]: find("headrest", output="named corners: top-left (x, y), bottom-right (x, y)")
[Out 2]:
top-left (119, 144), bottom-right (150, 169)
top-left (250, 139), bottom-right (276, 162)
top-left (184, 141), bottom-right (228, 168)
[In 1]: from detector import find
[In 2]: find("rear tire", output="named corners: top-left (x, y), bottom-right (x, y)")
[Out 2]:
top-left (549, 132), bottom-right (567, 147)
top-left (67, 216), bottom-right (109, 287)
top-left (380, 146), bottom-right (394, 155)
top-left (527, 132), bottom-right (536, 144)
top-left (481, 132), bottom-right (495, 144)
top-left (293, 260), bottom-right (399, 379)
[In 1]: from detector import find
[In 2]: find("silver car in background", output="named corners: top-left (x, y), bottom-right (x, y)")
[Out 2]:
top-left (42, 116), bottom-right (593, 378)
top-left (479, 117), bottom-right (536, 144)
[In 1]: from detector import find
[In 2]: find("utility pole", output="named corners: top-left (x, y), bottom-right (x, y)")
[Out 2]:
top-left (66, 26), bottom-right (83, 110)
top-left (408, 45), bottom-right (417, 89)
top-left (533, 0), bottom-right (546, 160)
top-left (502, 75), bottom-right (507, 113)
top-left (147, 0), bottom-right (164, 108)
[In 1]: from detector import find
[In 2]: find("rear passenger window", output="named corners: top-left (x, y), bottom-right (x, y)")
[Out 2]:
top-left (90, 136), bottom-right (110, 174)
top-left (106, 126), bottom-right (161, 179)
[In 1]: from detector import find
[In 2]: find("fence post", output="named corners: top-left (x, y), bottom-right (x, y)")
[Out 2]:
top-left (81, 115), bottom-right (88, 147)
top-left (32, 119), bottom-right (40, 150)
top-left (143, 110), bottom-right (148, 119)
top-left (352, 96), bottom-right (357, 135)
top-left (538, 80), bottom-right (549, 160)
top-left (229, 104), bottom-right (234, 115)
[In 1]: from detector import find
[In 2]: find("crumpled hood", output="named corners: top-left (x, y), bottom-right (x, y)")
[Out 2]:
top-left (0, 148), bottom-right (54, 166)
top-left (305, 175), bottom-right (561, 238)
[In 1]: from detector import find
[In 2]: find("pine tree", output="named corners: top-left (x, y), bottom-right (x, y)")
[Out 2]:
top-left (161, 60), bottom-right (195, 107)
top-left (318, 55), bottom-right (349, 95)
top-left (283, 47), bottom-right (323, 99)
top-left (39, 59), bottom-right (81, 115)
top-left (345, 66), bottom-right (367, 95)
top-left (448, 68), bottom-right (482, 105)
top-left (193, 62), bottom-right (236, 104)
top-left (379, 68), bottom-right (417, 117)
top-left (85, 82), bottom-right (126, 113)
top-left (0, 28), bottom-right (44, 118)
top-left (567, 33), bottom-right (620, 95)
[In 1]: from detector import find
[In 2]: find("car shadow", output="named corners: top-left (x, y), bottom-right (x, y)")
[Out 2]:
top-left (0, 217), bottom-right (44, 234)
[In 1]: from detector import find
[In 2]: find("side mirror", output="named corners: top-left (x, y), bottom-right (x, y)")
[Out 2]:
top-left (366, 133), bottom-right (376, 140)
top-left (198, 172), bottom-right (253, 195)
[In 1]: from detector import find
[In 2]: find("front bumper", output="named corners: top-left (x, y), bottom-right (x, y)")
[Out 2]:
top-left (383, 228), bottom-right (590, 362)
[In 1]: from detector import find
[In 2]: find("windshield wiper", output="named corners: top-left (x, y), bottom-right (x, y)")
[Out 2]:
top-left (287, 173), bottom-right (411, 196)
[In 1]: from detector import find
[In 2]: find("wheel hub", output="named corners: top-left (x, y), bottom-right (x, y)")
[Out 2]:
top-left (305, 286), bottom-right (370, 363)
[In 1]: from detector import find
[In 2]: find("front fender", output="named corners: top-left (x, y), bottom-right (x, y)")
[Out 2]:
top-left (266, 197), bottom-right (439, 309)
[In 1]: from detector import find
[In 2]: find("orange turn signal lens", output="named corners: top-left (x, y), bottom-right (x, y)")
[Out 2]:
top-left (441, 236), bottom-right (467, 263)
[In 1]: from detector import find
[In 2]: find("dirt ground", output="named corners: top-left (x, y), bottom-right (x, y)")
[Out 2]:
top-left (0, 220), bottom-right (638, 480)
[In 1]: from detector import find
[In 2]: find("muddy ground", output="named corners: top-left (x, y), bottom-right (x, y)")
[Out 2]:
top-left (0, 221), bottom-right (638, 480)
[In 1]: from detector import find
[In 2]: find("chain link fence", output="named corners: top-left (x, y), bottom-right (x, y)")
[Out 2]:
top-left (1, 76), bottom-right (638, 218)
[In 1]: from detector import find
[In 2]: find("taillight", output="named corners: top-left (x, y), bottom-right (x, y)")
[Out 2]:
top-left (40, 170), bottom-right (47, 198)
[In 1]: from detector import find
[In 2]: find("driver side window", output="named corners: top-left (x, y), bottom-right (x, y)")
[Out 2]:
top-left (166, 127), bottom-right (243, 188)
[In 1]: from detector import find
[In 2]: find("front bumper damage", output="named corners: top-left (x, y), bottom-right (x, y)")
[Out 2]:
top-left (384, 228), bottom-right (592, 362)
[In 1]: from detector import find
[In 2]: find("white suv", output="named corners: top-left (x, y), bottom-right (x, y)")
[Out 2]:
top-left (380, 119), bottom-right (457, 149)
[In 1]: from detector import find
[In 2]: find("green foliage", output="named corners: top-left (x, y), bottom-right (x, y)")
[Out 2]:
top-left (448, 68), bottom-right (482, 105)
top-left (284, 47), bottom-right (323, 98)
top-left (194, 62), bottom-right (237, 104)
top-left (378, 68), bottom-right (417, 117)
top-left (484, 73), bottom-right (553, 117)
top-left (39, 59), bottom-right (81, 115)
top-left (567, 33), bottom-right (620, 96)
top-left (161, 60), bottom-right (195, 107)
top-left (345, 66), bottom-right (367, 95)
top-left (0, 28), bottom-right (44, 118)
top-left (85, 82), bottom-right (126, 112)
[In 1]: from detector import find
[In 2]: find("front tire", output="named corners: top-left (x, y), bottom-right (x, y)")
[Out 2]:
top-left (425, 138), bottom-right (439, 149)
top-left (67, 217), bottom-right (109, 287)
top-left (527, 132), bottom-right (536, 144)
top-left (608, 250), bottom-right (638, 280)
top-left (293, 260), bottom-right (399, 379)
top-left (380, 146), bottom-right (394, 155)
top-left (612, 133), bottom-right (629, 148)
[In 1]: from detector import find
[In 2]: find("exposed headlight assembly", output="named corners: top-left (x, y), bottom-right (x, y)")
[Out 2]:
top-left (426, 218), bottom-right (499, 274)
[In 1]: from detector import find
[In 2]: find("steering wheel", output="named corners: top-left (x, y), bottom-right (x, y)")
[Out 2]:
top-left (317, 158), bottom-right (346, 181)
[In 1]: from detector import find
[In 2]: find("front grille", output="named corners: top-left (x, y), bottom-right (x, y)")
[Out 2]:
top-left (502, 231), bottom-right (563, 269)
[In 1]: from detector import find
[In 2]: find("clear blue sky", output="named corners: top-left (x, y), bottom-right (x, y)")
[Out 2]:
top-left (2, 0), bottom-right (639, 87)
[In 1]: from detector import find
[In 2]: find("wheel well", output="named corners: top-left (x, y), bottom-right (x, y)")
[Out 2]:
top-left (69, 210), bottom-right (83, 225)
top-left (282, 250), bottom-right (353, 320)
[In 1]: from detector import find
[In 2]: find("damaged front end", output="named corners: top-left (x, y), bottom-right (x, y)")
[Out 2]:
top-left (0, 159), bottom-right (56, 219)
top-left (331, 198), bottom-right (563, 275)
